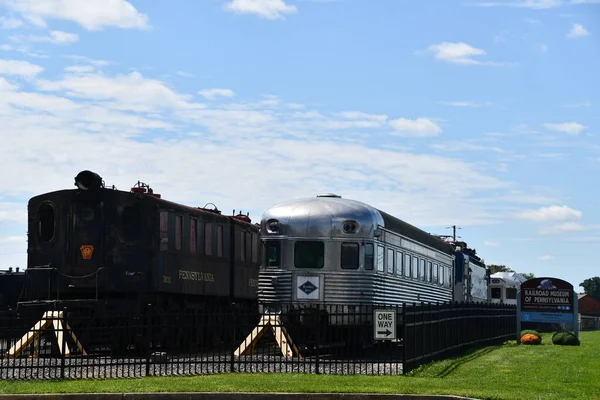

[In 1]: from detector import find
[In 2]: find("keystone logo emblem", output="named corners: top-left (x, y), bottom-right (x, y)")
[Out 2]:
top-left (299, 281), bottom-right (318, 295)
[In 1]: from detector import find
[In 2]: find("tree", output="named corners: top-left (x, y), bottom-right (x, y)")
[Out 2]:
top-left (487, 264), bottom-right (534, 280)
top-left (580, 277), bottom-right (600, 300)
top-left (488, 265), bottom-right (514, 274)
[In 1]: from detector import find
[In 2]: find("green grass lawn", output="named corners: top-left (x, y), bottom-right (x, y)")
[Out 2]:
top-left (1, 331), bottom-right (598, 400)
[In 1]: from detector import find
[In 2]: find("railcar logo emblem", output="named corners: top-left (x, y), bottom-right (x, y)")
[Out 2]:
top-left (80, 245), bottom-right (94, 260)
top-left (299, 280), bottom-right (318, 295)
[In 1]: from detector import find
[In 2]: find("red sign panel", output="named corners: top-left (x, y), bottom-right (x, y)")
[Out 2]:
top-left (520, 277), bottom-right (574, 313)
top-left (80, 245), bottom-right (94, 260)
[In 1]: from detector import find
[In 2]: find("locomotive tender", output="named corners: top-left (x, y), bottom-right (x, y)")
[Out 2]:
top-left (20, 170), bottom-right (261, 316)
top-left (257, 194), bottom-right (460, 324)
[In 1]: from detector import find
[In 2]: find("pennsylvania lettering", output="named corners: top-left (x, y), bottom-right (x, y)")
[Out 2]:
top-left (179, 270), bottom-right (215, 282)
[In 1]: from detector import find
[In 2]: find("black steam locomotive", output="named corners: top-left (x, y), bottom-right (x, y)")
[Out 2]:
top-left (19, 170), bottom-right (261, 318)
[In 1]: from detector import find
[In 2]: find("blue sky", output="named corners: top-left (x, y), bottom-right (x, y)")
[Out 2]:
top-left (0, 0), bottom-right (598, 292)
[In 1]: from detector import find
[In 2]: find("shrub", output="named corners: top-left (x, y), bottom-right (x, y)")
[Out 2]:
top-left (521, 333), bottom-right (542, 345)
top-left (521, 329), bottom-right (541, 340)
top-left (552, 331), bottom-right (580, 346)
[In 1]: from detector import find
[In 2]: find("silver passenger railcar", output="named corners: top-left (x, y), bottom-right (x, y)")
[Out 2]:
top-left (257, 194), bottom-right (456, 327)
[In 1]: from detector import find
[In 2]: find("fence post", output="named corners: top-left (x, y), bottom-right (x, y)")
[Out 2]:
top-left (61, 307), bottom-right (67, 380)
top-left (230, 304), bottom-right (236, 373)
top-left (404, 302), bottom-right (408, 375)
top-left (145, 303), bottom-right (152, 377)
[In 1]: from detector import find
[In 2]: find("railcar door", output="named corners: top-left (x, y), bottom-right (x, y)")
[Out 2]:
top-left (68, 197), bottom-right (104, 285)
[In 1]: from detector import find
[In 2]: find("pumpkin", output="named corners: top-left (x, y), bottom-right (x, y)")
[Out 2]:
top-left (521, 333), bottom-right (542, 345)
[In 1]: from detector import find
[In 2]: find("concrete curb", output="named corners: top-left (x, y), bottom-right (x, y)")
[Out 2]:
top-left (0, 393), bottom-right (481, 400)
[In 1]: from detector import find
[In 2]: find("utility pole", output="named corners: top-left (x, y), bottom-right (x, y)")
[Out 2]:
top-left (446, 225), bottom-right (461, 241)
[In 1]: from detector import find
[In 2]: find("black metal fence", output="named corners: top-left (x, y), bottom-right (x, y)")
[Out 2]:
top-left (0, 301), bottom-right (516, 380)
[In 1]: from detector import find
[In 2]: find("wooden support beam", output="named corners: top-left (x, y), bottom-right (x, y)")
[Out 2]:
top-left (234, 314), bottom-right (302, 359)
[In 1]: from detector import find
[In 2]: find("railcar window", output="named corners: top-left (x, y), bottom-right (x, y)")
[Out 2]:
top-left (159, 211), bottom-right (168, 251)
top-left (387, 248), bottom-right (394, 274)
top-left (404, 254), bottom-right (411, 277)
top-left (217, 225), bottom-right (223, 257)
top-left (341, 242), bottom-right (359, 269)
top-left (376, 245), bottom-right (384, 272)
top-left (412, 256), bottom-right (418, 279)
top-left (364, 243), bottom-right (374, 270)
top-left (506, 288), bottom-right (517, 299)
top-left (439, 266), bottom-right (444, 286)
top-left (396, 251), bottom-right (402, 276)
top-left (295, 241), bottom-right (324, 269)
top-left (175, 215), bottom-right (182, 251)
top-left (491, 287), bottom-right (501, 299)
top-left (427, 261), bottom-right (432, 283)
top-left (266, 241), bottom-right (281, 267)
top-left (445, 267), bottom-right (451, 288)
top-left (433, 263), bottom-right (438, 283)
top-left (419, 259), bottom-right (425, 281)
top-left (205, 222), bottom-right (212, 256)
top-left (38, 202), bottom-right (55, 242)
top-left (190, 218), bottom-right (197, 254)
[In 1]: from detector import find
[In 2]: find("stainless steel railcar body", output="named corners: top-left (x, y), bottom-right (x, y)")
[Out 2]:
top-left (258, 194), bottom-right (455, 325)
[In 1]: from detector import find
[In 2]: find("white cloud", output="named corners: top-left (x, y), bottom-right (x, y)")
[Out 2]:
top-left (0, 204), bottom-right (27, 223)
top-left (0, 15), bottom-right (22, 29)
top-left (0, 76), bottom-right (18, 90)
top-left (35, 70), bottom-right (197, 112)
top-left (389, 118), bottom-right (442, 137)
top-left (438, 101), bottom-right (491, 107)
top-left (198, 88), bottom-right (236, 100)
top-left (484, 241), bottom-right (500, 246)
top-left (64, 55), bottom-right (111, 67)
top-left (571, 0), bottom-right (600, 4)
top-left (467, 0), bottom-right (563, 9)
top-left (515, 205), bottom-right (582, 222)
top-left (0, 59), bottom-right (44, 76)
top-left (567, 23), bottom-right (590, 38)
top-left (543, 122), bottom-right (587, 135)
top-left (538, 255), bottom-right (554, 260)
top-left (176, 71), bottom-right (195, 78)
top-left (539, 222), bottom-right (584, 234)
top-left (421, 42), bottom-right (511, 66)
top-left (430, 142), bottom-right (506, 153)
top-left (337, 111), bottom-right (388, 122)
top-left (0, 66), bottom-right (524, 242)
top-left (10, 30), bottom-right (79, 45)
top-left (64, 65), bottom-right (95, 73)
top-left (535, 43), bottom-right (549, 53)
top-left (0, 0), bottom-right (150, 30)
top-left (562, 101), bottom-right (592, 108)
top-left (224, 0), bottom-right (297, 19)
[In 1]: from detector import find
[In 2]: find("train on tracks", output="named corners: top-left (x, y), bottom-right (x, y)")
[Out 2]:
top-left (256, 194), bottom-right (491, 346)
top-left (11, 170), bottom-right (261, 352)
top-left (2, 173), bottom-right (504, 353)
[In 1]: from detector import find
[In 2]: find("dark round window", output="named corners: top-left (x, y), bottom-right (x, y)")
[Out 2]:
top-left (342, 220), bottom-right (358, 234)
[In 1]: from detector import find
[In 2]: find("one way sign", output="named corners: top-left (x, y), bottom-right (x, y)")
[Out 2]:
top-left (374, 309), bottom-right (396, 340)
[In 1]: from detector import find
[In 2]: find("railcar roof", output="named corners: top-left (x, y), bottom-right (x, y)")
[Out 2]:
top-left (28, 187), bottom-right (257, 227)
top-left (377, 210), bottom-right (454, 255)
top-left (263, 195), bottom-right (454, 255)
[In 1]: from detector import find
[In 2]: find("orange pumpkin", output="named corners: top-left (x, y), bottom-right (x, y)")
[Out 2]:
top-left (521, 333), bottom-right (542, 345)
